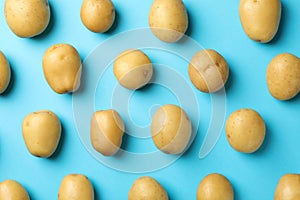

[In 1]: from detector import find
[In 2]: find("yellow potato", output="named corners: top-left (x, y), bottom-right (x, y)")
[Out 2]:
top-left (113, 49), bottom-right (153, 90)
top-left (58, 174), bottom-right (94, 200)
top-left (80, 0), bottom-right (115, 33)
top-left (128, 176), bottom-right (168, 200)
top-left (22, 110), bottom-right (61, 158)
top-left (90, 109), bottom-right (124, 156)
top-left (42, 44), bottom-right (82, 94)
top-left (4, 0), bottom-right (50, 38)
top-left (275, 174), bottom-right (300, 200)
top-left (0, 180), bottom-right (30, 200)
top-left (151, 104), bottom-right (192, 154)
top-left (0, 51), bottom-right (11, 94)
top-left (196, 173), bottom-right (234, 200)
top-left (239, 0), bottom-right (281, 43)
top-left (226, 108), bottom-right (266, 153)
top-left (148, 0), bottom-right (188, 43)
top-left (266, 53), bottom-right (300, 100)
top-left (188, 49), bottom-right (229, 93)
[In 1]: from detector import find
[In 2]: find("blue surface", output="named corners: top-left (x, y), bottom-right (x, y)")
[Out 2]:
top-left (0, 0), bottom-right (300, 199)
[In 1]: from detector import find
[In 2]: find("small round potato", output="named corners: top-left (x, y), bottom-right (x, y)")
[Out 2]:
top-left (0, 180), bottom-right (30, 200)
top-left (113, 49), bottom-right (153, 90)
top-left (4, 0), bottom-right (50, 38)
top-left (80, 0), bottom-right (115, 33)
top-left (128, 176), bottom-right (168, 200)
top-left (90, 109), bottom-right (125, 156)
top-left (58, 174), bottom-right (94, 200)
top-left (42, 44), bottom-right (82, 94)
top-left (274, 174), bottom-right (300, 200)
top-left (151, 104), bottom-right (192, 154)
top-left (188, 49), bottom-right (229, 93)
top-left (196, 173), bottom-right (234, 200)
top-left (0, 51), bottom-right (11, 94)
top-left (22, 110), bottom-right (61, 158)
top-left (266, 53), bottom-right (300, 100)
top-left (226, 108), bottom-right (266, 153)
top-left (149, 0), bottom-right (188, 43)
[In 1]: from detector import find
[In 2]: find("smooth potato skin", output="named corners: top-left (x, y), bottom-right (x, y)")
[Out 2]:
top-left (275, 174), bottom-right (300, 200)
top-left (239, 0), bottom-right (281, 43)
top-left (0, 180), bottom-right (30, 200)
top-left (0, 51), bottom-right (11, 94)
top-left (4, 0), bottom-right (50, 38)
top-left (80, 0), bottom-right (115, 33)
top-left (266, 53), bottom-right (300, 100)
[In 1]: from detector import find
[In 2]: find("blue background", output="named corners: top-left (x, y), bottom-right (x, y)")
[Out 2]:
top-left (0, 0), bottom-right (300, 199)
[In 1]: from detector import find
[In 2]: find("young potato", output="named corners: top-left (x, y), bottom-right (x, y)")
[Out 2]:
top-left (22, 110), bottom-right (61, 158)
top-left (266, 53), bottom-right (300, 100)
top-left (196, 173), bottom-right (234, 200)
top-left (90, 109), bottom-right (124, 156)
top-left (274, 174), bottom-right (300, 200)
top-left (239, 0), bottom-right (281, 43)
top-left (42, 44), bottom-right (82, 94)
top-left (0, 180), bottom-right (30, 200)
top-left (128, 176), bottom-right (168, 200)
top-left (113, 49), bottom-right (153, 90)
top-left (148, 0), bottom-right (188, 43)
top-left (80, 0), bottom-right (115, 33)
top-left (188, 49), bottom-right (229, 93)
top-left (0, 51), bottom-right (11, 94)
top-left (151, 104), bottom-right (192, 154)
top-left (4, 0), bottom-right (50, 38)
top-left (226, 108), bottom-right (266, 153)
top-left (58, 174), bottom-right (94, 200)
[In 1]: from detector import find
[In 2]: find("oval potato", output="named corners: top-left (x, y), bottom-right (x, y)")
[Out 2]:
top-left (0, 180), bottom-right (30, 200)
top-left (275, 174), bottom-right (300, 200)
top-left (0, 51), bottom-right (11, 94)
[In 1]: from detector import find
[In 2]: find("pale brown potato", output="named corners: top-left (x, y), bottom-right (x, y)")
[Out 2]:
top-left (188, 49), bottom-right (229, 93)
top-left (239, 0), bottom-right (281, 43)
top-left (128, 176), bottom-right (168, 200)
top-left (196, 173), bottom-right (234, 200)
top-left (266, 53), bottom-right (300, 100)
top-left (58, 174), bottom-right (94, 200)
top-left (4, 0), bottom-right (50, 38)
top-left (113, 49), bottom-right (153, 90)
top-left (151, 104), bottom-right (192, 154)
top-left (22, 110), bottom-right (61, 158)
top-left (0, 180), bottom-right (30, 200)
top-left (42, 44), bottom-right (82, 94)
top-left (80, 0), bottom-right (115, 33)
top-left (274, 174), bottom-right (300, 200)
top-left (90, 109), bottom-right (124, 156)
top-left (226, 108), bottom-right (266, 153)
top-left (148, 0), bottom-right (188, 43)
top-left (0, 51), bottom-right (11, 94)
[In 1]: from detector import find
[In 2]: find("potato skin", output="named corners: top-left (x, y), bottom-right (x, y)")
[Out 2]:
top-left (239, 0), bottom-right (281, 43)
top-left (0, 51), bottom-right (11, 94)
top-left (128, 176), bottom-right (168, 200)
top-left (80, 0), bottom-right (115, 33)
top-left (266, 53), bottom-right (300, 100)
top-left (275, 174), bottom-right (300, 200)
top-left (0, 180), bottom-right (30, 200)
top-left (4, 0), bottom-right (50, 38)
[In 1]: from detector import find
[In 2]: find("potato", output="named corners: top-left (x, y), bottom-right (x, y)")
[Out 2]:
top-left (226, 108), bottom-right (266, 153)
top-left (22, 110), bottom-right (61, 158)
top-left (113, 49), bottom-right (153, 90)
top-left (42, 44), bottom-right (82, 94)
top-left (196, 173), bottom-right (234, 200)
top-left (148, 0), bottom-right (188, 43)
top-left (151, 104), bottom-right (192, 154)
top-left (58, 174), bottom-right (94, 200)
top-left (275, 174), bottom-right (300, 200)
top-left (90, 109), bottom-right (124, 156)
top-left (4, 0), bottom-right (50, 38)
top-left (188, 49), bottom-right (229, 93)
top-left (266, 53), bottom-right (300, 100)
top-left (0, 51), bottom-right (11, 94)
top-left (128, 176), bottom-right (168, 200)
top-left (80, 0), bottom-right (115, 33)
top-left (239, 0), bottom-right (281, 43)
top-left (0, 180), bottom-right (30, 200)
